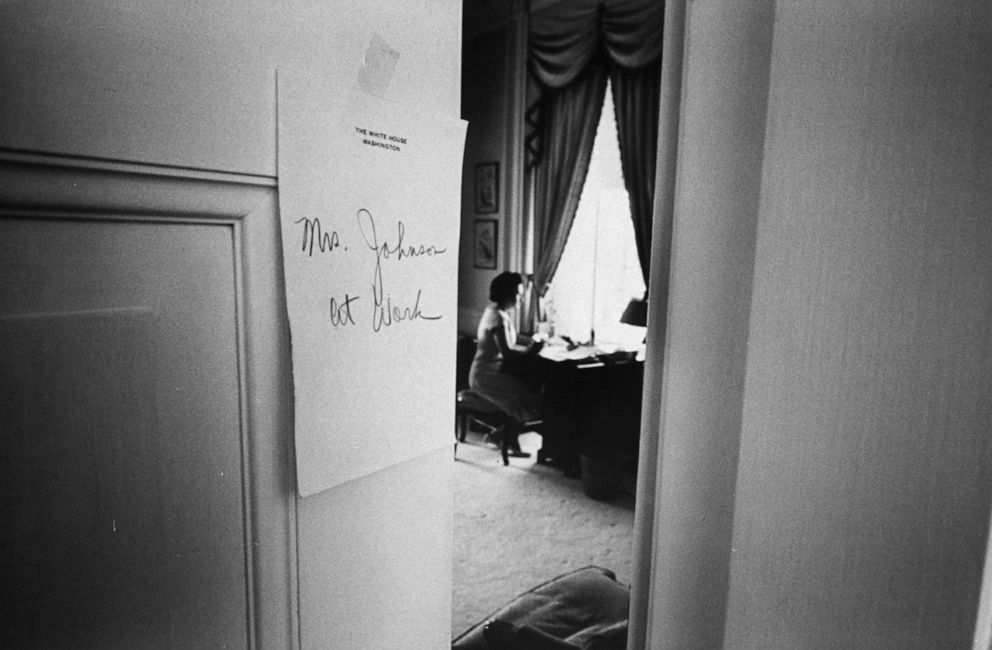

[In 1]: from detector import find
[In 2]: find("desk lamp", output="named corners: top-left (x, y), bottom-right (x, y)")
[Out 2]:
top-left (619, 297), bottom-right (648, 327)
top-left (619, 296), bottom-right (648, 354)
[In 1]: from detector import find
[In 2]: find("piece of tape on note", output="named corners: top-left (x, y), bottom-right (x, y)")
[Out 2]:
top-left (358, 33), bottom-right (400, 96)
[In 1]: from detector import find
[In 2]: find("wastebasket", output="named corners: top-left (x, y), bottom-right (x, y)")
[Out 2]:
top-left (579, 446), bottom-right (625, 501)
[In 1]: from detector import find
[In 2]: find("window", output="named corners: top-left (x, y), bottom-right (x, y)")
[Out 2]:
top-left (543, 81), bottom-right (646, 350)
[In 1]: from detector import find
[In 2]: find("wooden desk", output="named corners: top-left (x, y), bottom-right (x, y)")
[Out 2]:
top-left (514, 345), bottom-right (644, 473)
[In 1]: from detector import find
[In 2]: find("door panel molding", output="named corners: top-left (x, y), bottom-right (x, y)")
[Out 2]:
top-left (0, 151), bottom-right (297, 649)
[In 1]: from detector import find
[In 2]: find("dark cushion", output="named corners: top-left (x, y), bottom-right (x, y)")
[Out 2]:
top-left (457, 389), bottom-right (506, 415)
top-left (451, 566), bottom-right (630, 650)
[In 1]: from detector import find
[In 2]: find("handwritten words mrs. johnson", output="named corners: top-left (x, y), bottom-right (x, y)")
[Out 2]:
top-left (294, 209), bottom-right (446, 332)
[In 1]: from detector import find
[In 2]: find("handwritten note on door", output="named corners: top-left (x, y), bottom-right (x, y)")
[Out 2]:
top-left (278, 76), bottom-right (466, 496)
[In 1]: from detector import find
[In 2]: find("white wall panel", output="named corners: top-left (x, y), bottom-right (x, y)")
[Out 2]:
top-left (0, 1), bottom-right (461, 176)
top-left (0, 203), bottom-right (249, 648)
top-left (0, 1), bottom-right (461, 647)
top-left (724, 2), bottom-right (992, 647)
top-left (646, 1), bottom-right (992, 647)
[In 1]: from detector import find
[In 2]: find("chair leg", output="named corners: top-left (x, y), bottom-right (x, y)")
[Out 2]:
top-left (455, 407), bottom-right (524, 466)
top-left (453, 412), bottom-right (459, 460)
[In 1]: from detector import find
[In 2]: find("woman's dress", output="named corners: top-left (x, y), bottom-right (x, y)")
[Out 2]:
top-left (468, 306), bottom-right (541, 423)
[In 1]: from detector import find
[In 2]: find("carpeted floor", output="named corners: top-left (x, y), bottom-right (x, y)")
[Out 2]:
top-left (451, 430), bottom-right (636, 637)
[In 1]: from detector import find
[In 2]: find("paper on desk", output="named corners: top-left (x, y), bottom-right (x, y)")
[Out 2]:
top-left (539, 345), bottom-right (600, 362)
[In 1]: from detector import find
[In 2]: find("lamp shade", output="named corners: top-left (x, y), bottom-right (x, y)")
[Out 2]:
top-left (619, 298), bottom-right (648, 327)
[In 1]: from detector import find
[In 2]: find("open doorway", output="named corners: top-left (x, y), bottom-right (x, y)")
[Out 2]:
top-left (453, 0), bottom-right (666, 641)
top-left (452, 73), bottom-right (643, 643)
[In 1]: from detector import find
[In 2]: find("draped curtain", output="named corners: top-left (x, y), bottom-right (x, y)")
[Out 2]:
top-left (526, 0), bottom-right (663, 305)
top-left (531, 64), bottom-right (609, 295)
top-left (611, 59), bottom-right (661, 286)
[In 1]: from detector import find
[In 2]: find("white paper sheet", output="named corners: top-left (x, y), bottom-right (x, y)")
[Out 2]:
top-left (277, 72), bottom-right (467, 496)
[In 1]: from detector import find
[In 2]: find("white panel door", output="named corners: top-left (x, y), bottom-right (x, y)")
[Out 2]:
top-left (0, 187), bottom-right (250, 648)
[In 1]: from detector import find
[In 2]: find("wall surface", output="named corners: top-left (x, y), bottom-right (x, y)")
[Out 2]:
top-left (458, 3), bottom-right (527, 336)
top-left (459, 24), bottom-right (511, 333)
top-left (644, 1), bottom-right (992, 648)
top-left (0, 1), bottom-right (459, 176)
top-left (1, 2), bottom-right (462, 649)
top-left (726, 2), bottom-right (992, 646)
top-left (643, 2), bottom-right (774, 647)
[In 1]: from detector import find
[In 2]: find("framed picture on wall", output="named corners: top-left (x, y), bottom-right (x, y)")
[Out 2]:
top-left (474, 161), bottom-right (499, 214)
top-left (474, 219), bottom-right (498, 269)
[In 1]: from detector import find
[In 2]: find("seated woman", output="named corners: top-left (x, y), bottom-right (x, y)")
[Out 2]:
top-left (469, 271), bottom-right (544, 457)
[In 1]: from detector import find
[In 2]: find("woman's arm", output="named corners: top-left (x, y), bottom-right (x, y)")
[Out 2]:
top-left (514, 332), bottom-right (537, 347)
top-left (491, 325), bottom-right (543, 358)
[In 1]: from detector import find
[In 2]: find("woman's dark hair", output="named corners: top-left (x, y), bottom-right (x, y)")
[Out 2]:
top-left (489, 271), bottom-right (524, 304)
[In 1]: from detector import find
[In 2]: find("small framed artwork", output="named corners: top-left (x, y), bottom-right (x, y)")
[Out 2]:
top-left (474, 219), bottom-right (498, 270)
top-left (474, 161), bottom-right (499, 214)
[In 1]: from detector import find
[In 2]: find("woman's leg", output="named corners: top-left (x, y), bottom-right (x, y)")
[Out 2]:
top-left (505, 419), bottom-right (530, 460)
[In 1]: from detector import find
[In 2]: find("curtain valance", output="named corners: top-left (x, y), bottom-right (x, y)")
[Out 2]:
top-left (525, 0), bottom-right (663, 322)
top-left (529, 0), bottom-right (664, 89)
